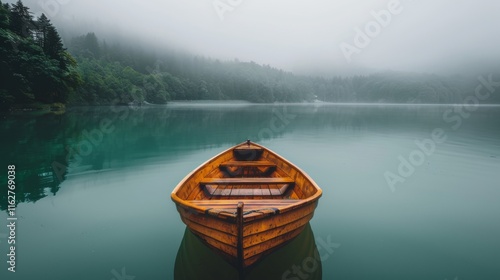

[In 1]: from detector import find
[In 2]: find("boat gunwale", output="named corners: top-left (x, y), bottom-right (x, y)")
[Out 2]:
top-left (171, 141), bottom-right (323, 221)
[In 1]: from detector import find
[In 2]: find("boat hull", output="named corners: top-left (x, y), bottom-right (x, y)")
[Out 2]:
top-left (174, 223), bottom-right (322, 280)
top-left (176, 199), bottom-right (319, 268)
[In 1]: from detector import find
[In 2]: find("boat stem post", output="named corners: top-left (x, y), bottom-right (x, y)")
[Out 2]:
top-left (237, 202), bottom-right (244, 269)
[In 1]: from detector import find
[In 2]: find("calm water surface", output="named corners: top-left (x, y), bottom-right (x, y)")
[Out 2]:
top-left (1, 103), bottom-right (499, 280)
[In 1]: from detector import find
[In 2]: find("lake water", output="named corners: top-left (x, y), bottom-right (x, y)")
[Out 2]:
top-left (1, 103), bottom-right (499, 280)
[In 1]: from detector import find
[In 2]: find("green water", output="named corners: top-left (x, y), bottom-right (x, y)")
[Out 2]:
top-left (1, 103), bottom-right (499, 280)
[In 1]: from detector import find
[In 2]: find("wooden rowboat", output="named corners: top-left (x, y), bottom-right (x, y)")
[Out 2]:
top-left (171, 140), bottom-right (322, 268)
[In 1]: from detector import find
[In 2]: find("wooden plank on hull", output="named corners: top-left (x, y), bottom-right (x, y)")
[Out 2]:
top-left (243, 213), bottom-right (313, 248)
top-left (192, 230), bottom-right (238, 257)
top-left (177, 206), bottom-right (237, 236)
top-left (243, 226), bottom-right (306, 259)
top-left (242, 202), bottom-right (317, 236)
top-left (182, 217), bottom-right (238, 247)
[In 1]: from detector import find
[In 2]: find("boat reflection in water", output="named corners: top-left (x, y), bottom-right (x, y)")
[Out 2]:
top-left (174, 223), bottom-right (322, 280)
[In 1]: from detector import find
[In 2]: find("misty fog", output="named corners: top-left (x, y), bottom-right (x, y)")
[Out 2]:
top-left (5, 0), bottom-right (500, 76)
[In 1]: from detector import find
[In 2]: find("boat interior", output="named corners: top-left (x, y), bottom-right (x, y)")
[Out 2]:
top-left (174, 142), bottom-right (320, 220)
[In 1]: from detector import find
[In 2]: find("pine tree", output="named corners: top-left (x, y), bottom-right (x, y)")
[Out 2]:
top-left (84, 32), bottom-right (100, 57)
top-left (45, 24), bottom-right (66, 67)
top-left (0, 1), bottom-right (10, 29)
top-left (35, 13), bottom-right (50, 49)
top-left (9, 0), bottom-right (33, 38)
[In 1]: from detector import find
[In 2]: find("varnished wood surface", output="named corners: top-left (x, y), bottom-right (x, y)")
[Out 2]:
top-left (200, 177), bottom-right (294, 185)
top-left (171, 141), bottom-right (323, 268)
top-left (220, 160), bottom-right (276, 167)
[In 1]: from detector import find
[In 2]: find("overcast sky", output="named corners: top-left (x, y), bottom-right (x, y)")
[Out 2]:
top-left (8, 0), bottom-right (500, 76)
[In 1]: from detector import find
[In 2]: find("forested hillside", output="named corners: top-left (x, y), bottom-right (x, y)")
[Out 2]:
top-left (1, 0), bottom-right (499, 109)
top-left (66, 32), bottom-right (314, 104)
top-left (0, 0), bottom-right (80, 109)
top-left (70, 32), bottom-right (500, 105)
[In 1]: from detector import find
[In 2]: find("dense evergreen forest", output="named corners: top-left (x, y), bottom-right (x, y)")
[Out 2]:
top-left (1, 0), bottom-right (499, 109)
top-left (0, 0), bottom-right (80, 108)
top-left (66, 32), bottom-right (315, 104)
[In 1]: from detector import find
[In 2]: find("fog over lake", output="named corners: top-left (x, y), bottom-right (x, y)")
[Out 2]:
top-left (6, 0), bottom-right (500, 76)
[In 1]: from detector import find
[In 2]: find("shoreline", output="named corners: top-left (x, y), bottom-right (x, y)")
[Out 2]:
top-left (3, 100), bottom-right (500, 113)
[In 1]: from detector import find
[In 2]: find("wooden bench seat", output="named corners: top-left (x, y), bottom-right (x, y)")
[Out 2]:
top-left (200, 177), bottom-right (294, 198)
top-left (204, 184), bottom-right (291, 197)
top-left (189, 199), bottom-right (302, 219)
top-left (200, 177), bottom-right (294, 185)
top-left (220, 161), bottom-right (276, 168)
top-left (219, 161), bottom-right (277, 177)
top-left (189, 199), bottom-right (300, 208)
